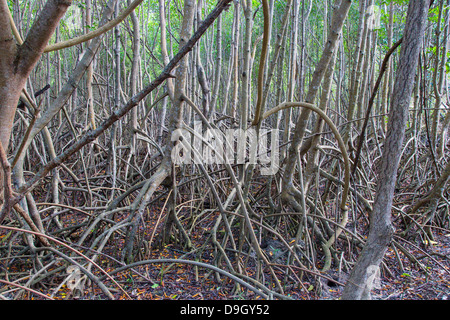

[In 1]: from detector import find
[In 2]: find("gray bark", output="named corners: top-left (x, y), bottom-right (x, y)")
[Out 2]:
top-left (342, 0), bottom-right (430, 300)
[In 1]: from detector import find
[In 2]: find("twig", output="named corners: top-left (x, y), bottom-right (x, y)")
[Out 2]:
top-left (0, 225), bottom-right (130, 299)
top-left (0, 279), bottom-right (53, 300)
top-left (352, 38), bottom-right (403, 175)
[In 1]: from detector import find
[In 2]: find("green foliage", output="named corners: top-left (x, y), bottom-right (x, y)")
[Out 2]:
top-left (446, 51), bottom-right (450, 74)
top-left (380, 0), bottom-right (409, 5)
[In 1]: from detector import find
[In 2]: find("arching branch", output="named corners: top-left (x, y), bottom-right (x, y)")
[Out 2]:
top-left (44, 0), bottom-right (144, 53)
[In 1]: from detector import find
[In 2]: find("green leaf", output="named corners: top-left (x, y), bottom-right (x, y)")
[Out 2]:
top-left (401, 273), bottom-right (411, 277)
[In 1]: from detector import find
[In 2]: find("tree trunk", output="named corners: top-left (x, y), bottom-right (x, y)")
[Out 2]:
top-left (0, 0), bottom-right (72, 209)
top-left (342, 0), bottom-right (430, 300)
top-left (281, 0), bottom-right (351, 209)
top-left (380, 1), bottom-right (394, 133)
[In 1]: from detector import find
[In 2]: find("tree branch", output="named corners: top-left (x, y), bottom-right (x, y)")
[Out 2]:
top-left (352, 38), bottom-right (403, 175)
top-left (15, 0), bottom-right (233, 199)
top-left (15, 0), bottom-right (72, 76)
top-left (44, 0), bottom-right (144, 53)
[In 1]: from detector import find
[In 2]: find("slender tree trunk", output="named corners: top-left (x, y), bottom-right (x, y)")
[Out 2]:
top-left (86, 0), bottom-right (96, 131)
top-left (281, 0), bottom-right (351, 208)
top-left (356, 17), bottom-right (373, 129)
top-left (124, 2), bottom-right (141, 180)
top-left (240, 0), bottom-right (252, 130)
top-left (434, 0), bottom-right (449, 159)
top-left (283, 0), bottom-right (299, 148)
top-left (210, 14), bottom-right (222, 113)
top-left (342, 0), bottom-right (430, 300)
top-left (380, 1), bottom-right (394, 133)
top-left (160, 0), bottom-right (196, 246)
top-left (159, 0), bottom-right (174, 101)
top-left (344, 0), bottom-right (367, 143)
top-left (158, 0), bottom-right (172, 144)
top-left (228, 1), bottom-right (240, 119)
top-left (303, 46), bottom-right (338, 193)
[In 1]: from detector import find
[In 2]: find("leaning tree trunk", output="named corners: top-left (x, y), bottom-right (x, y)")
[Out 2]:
top-left (341, 0), bottom-right (430, 300)
top-left (0, 0), bottom-right (72, 209)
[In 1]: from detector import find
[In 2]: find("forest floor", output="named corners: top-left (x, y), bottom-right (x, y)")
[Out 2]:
top-left (1, 198), bottom-right (449, 301)
top-left (321, 232), bottom-right (450, 300)
top-left (105, 229), bottom-right (450, 301)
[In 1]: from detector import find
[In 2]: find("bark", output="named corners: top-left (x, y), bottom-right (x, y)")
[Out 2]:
top-left (210, 14), bottom-right (222, 113)
top-left (261, 0), bottom-right (291, 111)
top-left (431, 0), bottom-right (447, 147)
top-left (342, 0), bottom-right (430, 300)
top-left (356, 3), bottom-right (374, 126)
top-left (239, 0), bottom-right (253, 129)
top-left (435, 0), bottom-right (450, 158)
top-left (0, 0), bottom-right (72, 149)
top-left (380, 1), bottom-right (394, 133)
top-left (352, 38), bottom-right (403, 175)
top-left (159, 0), bottom-right (174, 101)
top-left (344, 0), bottom-right (367, 143)
top-left (156, 0), bottom-right (196, 250)
top-left (283, 0), bottom-right (299, 147)
top-left (0, 0), bottom-right (72, 210)
top-left (281, 0), bottom-right (351, 208)
top-left (129, 5), bottom-right (140, 132)
top-left (13, 0), bottom-right (233, 202)
top-left (252, 0), bottom-right (270, 125)
top-left (229, 1), bottom-right (240, 119)
top-left (303, 46), bottom-right (338, 193)
top-left (86, 0), bottom-right (96, 131)
top-left (405, 160), bottom-right (450, 226)
top-left (158, 0), bottom-right (172, 144)
top-left (14, 0), bottom-right (117, 162)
